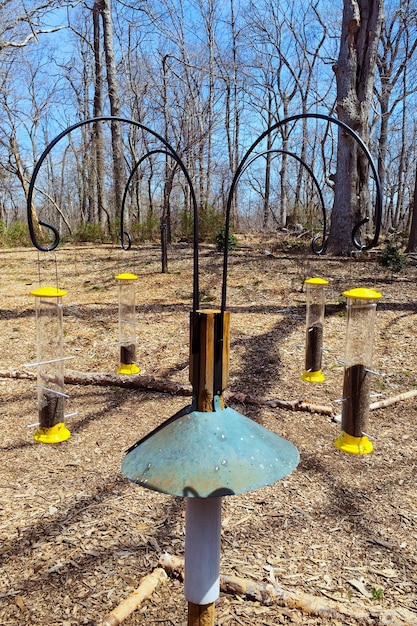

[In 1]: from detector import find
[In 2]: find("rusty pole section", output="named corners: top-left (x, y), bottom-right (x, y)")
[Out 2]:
top-left (187, 309), bottom-right (231, 626)
top-left (188, 601), bottom-right (216, 626)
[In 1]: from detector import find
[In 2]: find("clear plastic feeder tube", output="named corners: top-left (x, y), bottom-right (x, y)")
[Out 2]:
top-left (334, 287), bottom-right (382, 455)
top-left (115, 273), bottom-right (140, 375)
top-left (30, 286), bottom-right (70, 443)
top-left (301, 277), bottom-right (328, 383)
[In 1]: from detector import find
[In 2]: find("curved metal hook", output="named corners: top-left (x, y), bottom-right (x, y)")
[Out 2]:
top-left (121, 230), bottom-right (132, 251)
top-left (221, 112), bottom-right (382, 311)
top-left (27, 217), bottom-right (60, 253)
top-left (120, 148), bottom-right (179, 251)
top-left (26, 115), bottom-right (200, 312)
top-left (233, 148), bottom-right (328, 255)
top-left (351, 216), bottom-right (370, 251)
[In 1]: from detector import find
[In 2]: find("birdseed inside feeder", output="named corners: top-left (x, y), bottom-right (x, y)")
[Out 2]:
top-left (115, 273), bottom-right (140, 375)
top-left (30, 286), bottom-right (70, 444)
top-left (301, 277), bottom-right (328, 383)
top-left (334, 287), bottom-right (382, 455)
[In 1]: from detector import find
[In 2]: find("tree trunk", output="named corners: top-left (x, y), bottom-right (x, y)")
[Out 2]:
top-left (92, 1), bottom-right (107, 229)
top-left (328, 0), bottom-right (383, 255)
top-left (9, 133), bottom-right (43, 242)
top-left (405, 165), bottom-right (417, 252)
top-left (262, 94), bottom-right (273, 230)
top-left (100, 0), bottom-right (125, 224)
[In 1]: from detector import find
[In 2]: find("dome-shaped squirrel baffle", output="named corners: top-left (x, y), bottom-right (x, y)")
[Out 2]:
top-left (122, 395), bottom-right (299, 498)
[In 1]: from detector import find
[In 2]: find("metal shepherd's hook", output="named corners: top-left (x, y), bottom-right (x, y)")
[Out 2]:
top-left (221, 112), bottom-right (383, 313)
top-left (26, 115), bottom-right (201, 314)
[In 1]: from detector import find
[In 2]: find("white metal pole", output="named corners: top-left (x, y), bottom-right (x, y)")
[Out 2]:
top-left (184, 496), bottom-right (222, 606)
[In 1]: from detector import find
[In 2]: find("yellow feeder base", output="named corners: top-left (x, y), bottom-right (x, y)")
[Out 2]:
top-left (34, 422), bottom-right (71, 444)
top-left (117, 363), bottom-right (140, 375)
top-left (334, 431), bottom-right (373, 455)
top-left (301, 369), bottom-right (325, 383)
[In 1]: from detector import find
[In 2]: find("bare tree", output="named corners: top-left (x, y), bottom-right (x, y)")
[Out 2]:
top-left (92, 0), bottom-right (108, 228)
top-left (328, 0), bottom-right (383, 255)
top-left (99, 0), bottom-right (125, 223)
top-left (405, 161), bottom-right (417, 252)
top-left (0, 0), bottom-right (67, 51)
top-left (242, 0), bottom-right (332, 230)
top-left (375, 0), bottom-right (417, 232)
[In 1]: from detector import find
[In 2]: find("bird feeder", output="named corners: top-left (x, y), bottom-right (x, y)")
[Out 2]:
top-left (23, 111), bottom-right (386, 626)
top-left (334, 287), bottom-right (382, 455)
top-left (30, 286), bottom-right (70, 444)
top-left (115, 273), bottom-right (140, 375)
top-left (301, 277), bottom-right (328, 382)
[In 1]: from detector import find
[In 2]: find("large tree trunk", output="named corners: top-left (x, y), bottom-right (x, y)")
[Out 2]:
top-left (328, 0), bottom-right (383, 255)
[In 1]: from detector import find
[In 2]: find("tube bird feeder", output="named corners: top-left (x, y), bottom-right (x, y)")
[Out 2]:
top-left (115, 273), bottom-right (140, 375)
top-left (301, 277), bottom-right (328, 382)
top-left (30, 286), bottom-right (70, 444)
top-left (334, 287), bottom-right (382, 455)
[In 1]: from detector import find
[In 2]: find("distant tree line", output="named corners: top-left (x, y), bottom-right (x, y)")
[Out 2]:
top-left (0, 0), bottom-right (417, 253)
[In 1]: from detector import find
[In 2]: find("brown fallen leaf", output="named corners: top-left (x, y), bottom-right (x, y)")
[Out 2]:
top-left (15, 595), bottom-right (26, 612)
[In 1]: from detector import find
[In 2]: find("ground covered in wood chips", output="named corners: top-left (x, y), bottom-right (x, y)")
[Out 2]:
top-left (0, 240), bottom-right (416, 626)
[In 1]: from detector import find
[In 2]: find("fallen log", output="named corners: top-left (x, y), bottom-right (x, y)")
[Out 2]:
top-left (158, 553), bottom-right (417, 625)
top-left (101, 567), bottom-right (167, 626)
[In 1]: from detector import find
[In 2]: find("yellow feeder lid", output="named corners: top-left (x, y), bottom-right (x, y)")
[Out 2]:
top-left (30, 286), bottom-right (67, 298)
top-left (343, 287), bottom-right (382, 300)
top-left (115, 273), bottom-right (138, 281)
top-left (304, 277), bottom-right (329, 285)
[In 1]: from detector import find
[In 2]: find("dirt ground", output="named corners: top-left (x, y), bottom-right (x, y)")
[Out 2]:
top-left (0, 240), bottom-right (416, 626)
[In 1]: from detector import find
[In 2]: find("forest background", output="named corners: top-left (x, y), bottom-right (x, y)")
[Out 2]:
top-left (1, 0), bottom-right (417, 255)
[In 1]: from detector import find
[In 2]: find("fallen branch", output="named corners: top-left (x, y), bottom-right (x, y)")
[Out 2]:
top-left (3, 369), bottom-right (416, 419)
top-left (369, 388), bottom-right (417, 410)
top-left (101, 567), bottom-right (167, 626)
top-left (0, 369), bottom-right (334, 415)
top-left (0, 369), bottom-right (192, 396)
top-left (158, 553), bottom-right (417, 625)
top-left (332, 389), bottom-right (417, 423)
top-left (0, 369), bottom-right (35, 381)
top-left (64, 369), bottom-right (192, 396)
top-left (229, 391), bottom-right (334, 416)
